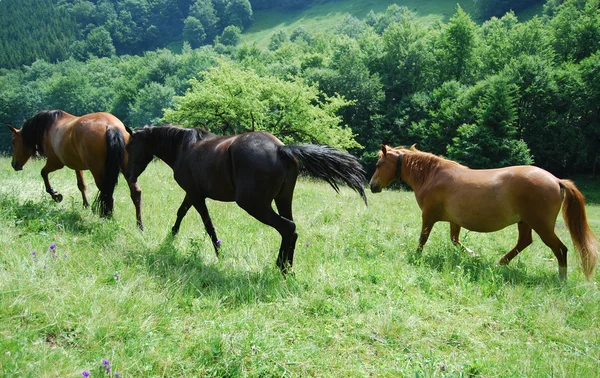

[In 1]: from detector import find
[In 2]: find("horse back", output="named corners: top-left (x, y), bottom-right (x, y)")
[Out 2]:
top-left (48, 112), bottom-right (128, 171)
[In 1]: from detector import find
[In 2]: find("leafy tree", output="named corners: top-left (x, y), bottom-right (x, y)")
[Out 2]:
top-left (128, 82), bottom-right (176, 127)
top-left (163, 60), bottom-right (360, 150)
top-left (269, 30), bottom-right (289, 51)
top-left (447, 75), bottom-right (532, 168)
top-left (183, 16), bottom-right (207, 48)
top-left (189, 0), bottom-right (219, 39)
top-left (219, 25), bottom-right (242, 46)
top-left (86, 26), bottom-right (116, 58)
top-left (223, 0), bottom-right (253, 30)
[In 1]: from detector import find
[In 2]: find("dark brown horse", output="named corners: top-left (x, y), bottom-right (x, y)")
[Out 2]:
top-left (8, 110), bottom-right (144, 229)
top-left (125, 125), bottom-right (367, 274)
top-left (370, 144), bottom-right (598, 280)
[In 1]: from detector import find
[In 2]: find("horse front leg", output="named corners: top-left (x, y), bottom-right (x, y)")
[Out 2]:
top-left (41, 162), bottom-right (64, 203)
top-left (417, 216), bottom-right (435, 251)
top-left (75, 170), bottom-right (89, 208)
top-left (126, 178), bottom-right (144, 230)
top-left (192, 197), bottom-right (221, 257)
top-left (450, 222), bottom-right (477, 256)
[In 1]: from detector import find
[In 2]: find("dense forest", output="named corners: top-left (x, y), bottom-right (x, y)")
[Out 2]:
top-left (1, 0), bottom-right (599, 177)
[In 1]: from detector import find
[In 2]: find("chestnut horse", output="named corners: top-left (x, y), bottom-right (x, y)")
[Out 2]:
top-left (125, 125), bottom-right (367, 274)
top-left (370, 145), bottom-right (598, 280)
top-left (8, 110), bottom-right (144, 229)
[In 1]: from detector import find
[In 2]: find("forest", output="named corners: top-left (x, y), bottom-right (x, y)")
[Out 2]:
top-left (0, 0), bottom-right (599, 176)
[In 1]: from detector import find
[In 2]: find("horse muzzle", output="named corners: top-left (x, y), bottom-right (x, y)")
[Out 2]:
top-left (370, 182), bottom-right (382, 193)
top-left (11, 161), bottom-right (23, 171)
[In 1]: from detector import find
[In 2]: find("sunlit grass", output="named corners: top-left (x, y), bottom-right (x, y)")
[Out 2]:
top-left (1, 156), bottom-right (599, 376)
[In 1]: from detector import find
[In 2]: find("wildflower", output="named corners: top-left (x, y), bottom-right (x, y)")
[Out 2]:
top-left (31, 251), bottom-right (36, 256)
top-left (63, 254), bottom-right (68, 258)
top-left (114, 273), bottom-right (121, 281)
top-left (52, 253), bottom-right (57, 258)
top-left (33, 258), bottom-right (38, 262)
top-left (440, 364), bottom-right (446, 371)
top-left (114, 373), bottom-right (121, 377)
top-left (102, 360), bottom-right (110, 366)
top-left (216, 239), bottom-right (222, 247)
top-left (82, 371), bottom-right (90, 377)
top-left (305, 242), bottom-right (310, 247)
top-left (49, 243), bottom-right (56, 251)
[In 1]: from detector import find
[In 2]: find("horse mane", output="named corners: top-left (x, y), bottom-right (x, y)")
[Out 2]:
top-left (389, 145), bottom-right (463, 186)
top-left (21, 110), bottom-right (65, 155)
top-left (145, 124), bottom-right (216, 152)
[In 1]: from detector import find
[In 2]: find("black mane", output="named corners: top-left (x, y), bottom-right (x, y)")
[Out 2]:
top-left (21, 110), bottom-right (64, 155)
top-left (146, 124), bottom-right (217, 152)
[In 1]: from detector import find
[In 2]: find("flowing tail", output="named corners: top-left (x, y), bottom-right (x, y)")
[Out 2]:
top-left (560, 179), bottom-right (598, 280)
top-left (279, 144), bottom-right (367, 205)
top-left (92, 127), bottom-right (125, 217)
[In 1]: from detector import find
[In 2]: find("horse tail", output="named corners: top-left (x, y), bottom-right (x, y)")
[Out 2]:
top-left (92, 127), bottom-right (125, 217)
top-left (279, 144), bottom-right (367, 205)
top-left (559, 179), bottom-right (598, 280)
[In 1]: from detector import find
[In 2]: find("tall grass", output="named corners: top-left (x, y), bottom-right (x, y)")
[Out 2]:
top-left (0, 156), bottom-right (599, 377)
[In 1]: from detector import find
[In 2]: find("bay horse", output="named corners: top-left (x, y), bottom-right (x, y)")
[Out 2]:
top-left (7, 110), bottom-right (144, 230)
top-left (369, 144), bottom-right (598, 280)
top-left (125, 125), bottom-right (367, 274)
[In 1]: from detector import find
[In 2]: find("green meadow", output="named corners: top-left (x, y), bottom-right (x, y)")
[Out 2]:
top-left (0, 156), bottom-right (599, 377)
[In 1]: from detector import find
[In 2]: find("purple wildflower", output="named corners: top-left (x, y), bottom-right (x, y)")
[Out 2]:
top-left (31, 251), bottom-right (36, 256)
top-left (82, 371), bottom-right (90, 377)
top-left (114, 273), bottom-right (121, 281)
top-left (33, 258), bottom-right (38, 262)
top-left (305, 242), bottom-right (310, 247)
top-left (102, 359), bottom-right (110, 366)
top-left (115, 373), bottom-right (121, 377)
top-left (52, 253), bottom-right (57, 258)
top-left (49, 243), bottom-right (56, 251)
top-left (216, 239), bottom-right (222, 247)
top-left (63, 254), bottom-right (68, 258)
top-left (440, 364), bottom-right (446, 371)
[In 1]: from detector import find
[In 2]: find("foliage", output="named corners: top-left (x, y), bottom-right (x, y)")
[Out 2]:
top-left (163, 61), bottom-right (360, 150)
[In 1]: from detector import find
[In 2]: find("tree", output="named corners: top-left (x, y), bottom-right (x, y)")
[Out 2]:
top-left (163, 60), bottom-right (360, 150)
top-left (223, 0), bottom-right (253, 30)
top-left (128, 82), bottom-right (176, 127)
top-left (269, 29), bottom-right (289, 51)
top-left (189, 0), bottom-right (219, 39)
top-left (86, 26), bottom-right (116, 57)
top-left (183, 16), bottom-right (207, 48)
top-left (219, 25), bottom-right (242, 46)
top-left (436, 6), bottom-right (479, 83)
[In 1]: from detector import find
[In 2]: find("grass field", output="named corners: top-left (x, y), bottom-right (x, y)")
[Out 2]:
top-left (242, 0), bottom-right (544, 49)
top-left (1, 156), bottom-right (599, 377)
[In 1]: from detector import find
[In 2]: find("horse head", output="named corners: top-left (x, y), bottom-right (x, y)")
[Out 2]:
top-left (124, 127), bottom-right (154, 182)
top-left (7, 125), bottom-right (35, 171)
top-left (369, 144), bottom-right (404, 193)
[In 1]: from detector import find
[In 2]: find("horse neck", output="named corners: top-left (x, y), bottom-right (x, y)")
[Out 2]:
top-left (401, 152), bottom-right (443, 191)
top-left (146, 127), bottom-right (193, 167)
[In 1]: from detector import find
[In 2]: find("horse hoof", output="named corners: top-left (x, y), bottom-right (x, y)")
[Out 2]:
top-left (54, 194), bottom-right (63, 203)
top-left (497, 258), bottom-right (509, 265)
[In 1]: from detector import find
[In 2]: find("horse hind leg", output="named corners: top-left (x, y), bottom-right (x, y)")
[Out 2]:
top-left (536, 227), bottom-right (568, 280)
top-left (275, 193), bottom-right (298, 272)
top-left (76, 170), bottom-right (89, 208)
top-left (239, 198), bottom-right (296, 275)
top-left (498, 222), bottom-right (533, 265)
top-left (192, 197), bottom-right (221, 257)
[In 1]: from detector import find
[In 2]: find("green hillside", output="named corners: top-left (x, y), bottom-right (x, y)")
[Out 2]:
top-left (242, 0), bottom-right (543, 48)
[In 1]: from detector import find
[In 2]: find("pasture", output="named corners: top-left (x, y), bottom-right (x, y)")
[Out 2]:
top-left (0, 156), bottom-right (599, 377)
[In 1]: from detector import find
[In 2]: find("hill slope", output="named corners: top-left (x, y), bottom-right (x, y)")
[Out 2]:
top-left (242, 0), bottom-right (544, 48)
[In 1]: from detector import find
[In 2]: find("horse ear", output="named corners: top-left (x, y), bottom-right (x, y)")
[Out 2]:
top-left (410, 144), bottom-right (417, 151)
top-left (7, 125), bottom-right (18, 134)
top-left (380, 144), bottom-right (387, 156)
top-left (124, 125), bottom-right (133, 136)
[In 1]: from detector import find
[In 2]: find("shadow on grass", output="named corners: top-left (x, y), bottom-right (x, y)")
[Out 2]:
top-left (0, 194), bottom-right (96, 235)
top-left (405, 245), bottom-right (563, 288)
top-left (135, 234), bottom-right (302, 309)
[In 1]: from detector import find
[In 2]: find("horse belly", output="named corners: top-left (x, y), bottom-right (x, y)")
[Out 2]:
top-left (445, 197), bottom-right (520, 233)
